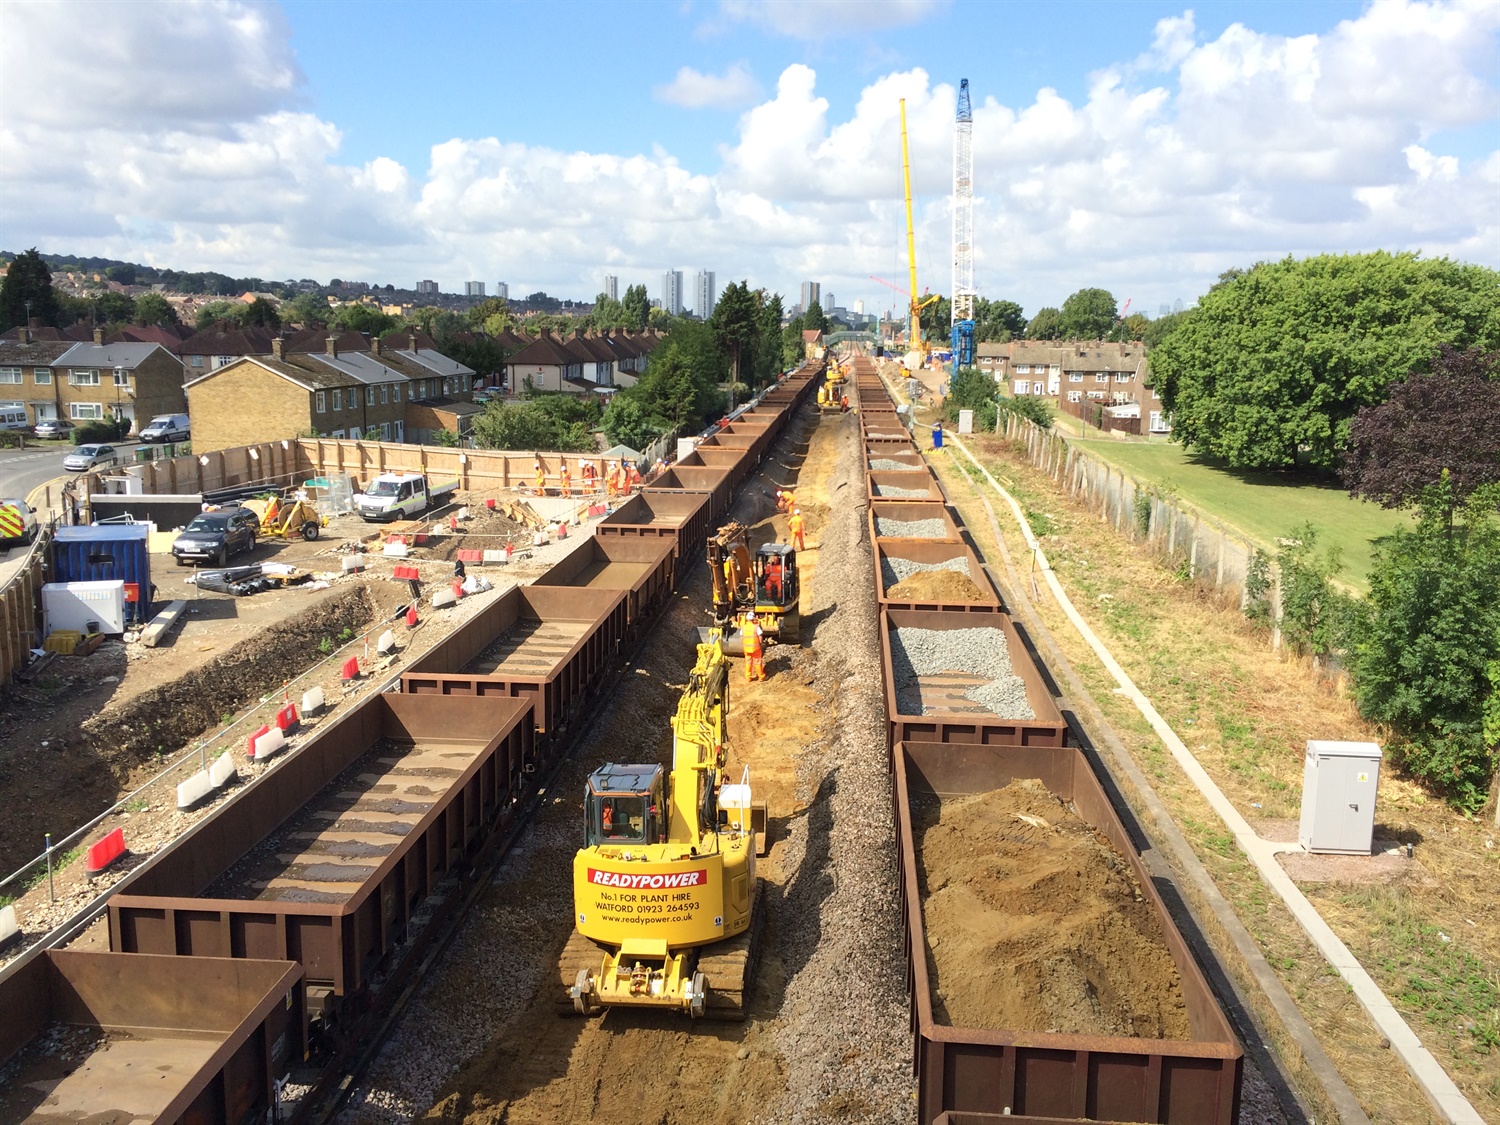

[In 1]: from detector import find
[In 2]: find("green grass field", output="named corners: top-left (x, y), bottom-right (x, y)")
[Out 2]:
top-left (1070, 437), bottom-right (1410, 592)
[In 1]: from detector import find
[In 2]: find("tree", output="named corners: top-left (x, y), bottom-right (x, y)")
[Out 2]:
top-left (134, 292), bottom-right (179, 326)
top-left (1142, 310), bottom-right (1188, 350)
top-left (282, 293), bottom-right (329, 328)
top-left (105, 263), bottom-right (137, 286)
top-left (622, 284), bottom-right (649, 331)
top-left (195, 300), bottom-right (243, 329)
top-left (1026, 307), bottom-right (1063, 340)
top-left (756, 292), bottom-right (785, 385)
top-left (471, 395), bottom-right (598, 452)
top-left (0, 248), bottom-right (62, 330)
top-left (1350, 477), bottom-right (1500, 811)
top-left (327, 304), bottom-right (395, 335)
top-left (1058, 288), bottom-right (1118, 339)
top-left (1343, 346), bottom-right (1500, 517)
top-left (94, 291), bottom-right (136, 325)
top-left (782, 315), bottom-right (806, 368)
top-left (1108, 312), bottom-right (1149, 342)
top-left (802, 299), bottom-right (828, 334)
top-left (973, 297), bottom-right (1025, 342)
top-left (711, 280), bottom-right (760, 397)
top-left (590, 291), bottom-right (626, 330)
top-left (241, 296), bottom-right (280, 330)
top-left (917, 295), bottom-right (951, 341)
top-left (1152, 252), bottom-right (1500, 472)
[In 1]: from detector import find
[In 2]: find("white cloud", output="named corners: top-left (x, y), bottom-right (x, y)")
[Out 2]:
top-left (715, 0), bottom-right (945, 40)
top-left (1, 0), bottom-right (1496, 315)
top-left (655, 62), bottom-right (762, 108)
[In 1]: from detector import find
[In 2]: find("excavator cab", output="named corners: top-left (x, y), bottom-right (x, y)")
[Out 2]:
top-left (754, 545), bottom-right (798, 626)
top-left (584, 764), bottom-right (668, 847)
top-left (703, 523), bottom-right (801, 650)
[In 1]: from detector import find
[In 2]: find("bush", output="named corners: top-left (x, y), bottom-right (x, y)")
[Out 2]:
top-left (73, 417), bottom-right (130, 444)
top-left (997, 393), bottom-right (1055, 430)
top-left (1276, 524), bottom-right (1357, 657)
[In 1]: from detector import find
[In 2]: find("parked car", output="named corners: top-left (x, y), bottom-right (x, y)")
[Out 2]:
top-left (0, 498), bottom-right (38, 545)
top-left (138, 413), bottom-right (190, 443)
top-left (34, 419), bottom-right (74, 439)
top-left (171, 508), bottom-right (260, 567)
top-left (63, 444), bottom-right (118, 472)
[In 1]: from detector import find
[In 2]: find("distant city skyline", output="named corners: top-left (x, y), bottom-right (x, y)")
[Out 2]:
top-left (694, 270), bottom-right (716, 319)
top-left (661, 270), bottom-right (684, 316)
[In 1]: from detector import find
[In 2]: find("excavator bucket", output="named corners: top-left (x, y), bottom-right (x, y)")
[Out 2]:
top-left (752, 800), bottom-right (770, 857)
top-left (696, 624), bottom-right (745, 656)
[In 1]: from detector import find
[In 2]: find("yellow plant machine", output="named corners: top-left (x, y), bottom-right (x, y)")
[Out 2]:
top-left (700, 521), bottom-right (799, 654)
top-left (561, 640), bottom-right (766, 1018)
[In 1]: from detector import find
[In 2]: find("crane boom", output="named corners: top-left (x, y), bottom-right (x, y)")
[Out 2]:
top-left (952, 78), bottom-right (974, 325)
top-left (900, 98), bottom-right (922, 356)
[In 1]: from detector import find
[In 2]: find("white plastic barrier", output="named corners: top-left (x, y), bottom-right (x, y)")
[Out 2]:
top-left (251, 726), bottom-right (286, 761)
top-left (376, 629), bottom-right (396, 655)
top-left (301, 686), bottom-right (325, 715)
top-left (431, 587), bottom-right (458, 609)
top-left (383, 540), bottom-right (409, 558)
top-left (342, 554), bottom-right (367, 573)
top-left (208, 751), bottom-right (237, 789)
top-left (0, 904), bottom-right (18, 948)
top-left (176, 770), bottom-right (212, 809)
top-left (482, 549), bottom-right (508, 564)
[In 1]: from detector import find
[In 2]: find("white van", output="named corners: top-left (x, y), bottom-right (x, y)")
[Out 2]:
top-left (139, 413), bottom-right (190, 443)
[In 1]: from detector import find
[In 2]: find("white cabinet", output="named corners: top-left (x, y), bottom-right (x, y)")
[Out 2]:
top-left (1298, 740), bottom-right (1382, 855)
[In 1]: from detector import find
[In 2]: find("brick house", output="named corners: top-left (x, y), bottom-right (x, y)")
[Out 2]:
top-left (503, 330), bottom-right (588, 393)
top-left (0, 332), bottom-right (73, 427)
top-left (186, 337), bottom-right (412, 452)
top-left (49, 338), bottom-right (186, 432)
top-left (176, 326), bottom-right (278, 379)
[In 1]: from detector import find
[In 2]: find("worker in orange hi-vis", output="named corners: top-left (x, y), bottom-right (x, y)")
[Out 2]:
top-left (534, 460), bottom-right (545, 493)
top-left (605, 461), bottom-right (618, 498)
top-left (741, 612), bottom-right (766, 682)
top-left (582, 460), bottom-right (597, 491)
top-left (559, 462), bottom-right (572, 498)
top-left (788, 508), bottom-right (806, 552)
top-left (628, 462), bottom-right (642, 489)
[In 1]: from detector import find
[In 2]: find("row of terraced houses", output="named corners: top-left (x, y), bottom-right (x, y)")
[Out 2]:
top-left (976, 339), bottom-right (1170, 433)
top-left (0, 321), bottom-right (662, 452)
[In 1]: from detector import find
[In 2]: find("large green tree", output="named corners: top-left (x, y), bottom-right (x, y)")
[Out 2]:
top-left (601, 320), bottom-right (726, 447)
top-left (1154, 252), bottom-right (1500, 472)
top-left (756, 292), bottom-right (785, 385)
top-left (973, 297), bottom-right (1025, 342)
top-left (1026, 307), bottom-right (1063, 340)
top-left (621, 283), bottom-right (649, 331)
top-left (802, 299), bottom-right (828, 334)
top-left (711, 280), bottom-right (760, 398)
top-left (134, 292), bottom-right (179, 326)
top-left (1058, 287), bottom-right (1118, 339)
top-left (1350, 477), bottom-right (1500, 811)
top-left (95, 291), bottom-right (136, 325)
top-left (0, 248), bottom-right (62, 330)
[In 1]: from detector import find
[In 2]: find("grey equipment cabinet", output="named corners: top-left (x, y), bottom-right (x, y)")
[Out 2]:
top-left (1298, 740), bottom-right (1382, 854)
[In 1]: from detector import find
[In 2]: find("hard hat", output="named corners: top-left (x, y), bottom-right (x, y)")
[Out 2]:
top-left (794, 508), bottom-right (801, 514)
top-left (745, 611), bottom-right (756, 620)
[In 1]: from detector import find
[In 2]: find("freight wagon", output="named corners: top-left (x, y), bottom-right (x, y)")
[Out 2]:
top-left (533, 534), bottom-right (676, 636)
top-left (596, 490), bottom-right (713, 563)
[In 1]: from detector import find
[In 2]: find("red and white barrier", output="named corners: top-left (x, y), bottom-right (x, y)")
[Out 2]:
top-left (85, 829), bottom-right (126, 877)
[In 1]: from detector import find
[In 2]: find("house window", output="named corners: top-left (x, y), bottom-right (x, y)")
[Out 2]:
top-left (0, 368), bottom-right (21, 384)
top-left (1033, 384), bottom-right (1045, 396)
top-left (190, 355), bottom-right (204, 368)
top-left (380, 422), bottom-right (391, 440)
top-left (1067, 391), bottom-right (1083, 403)
top-left (1015, 380), bottom-right (1030, 395)
top-left (332, 429), bottom-right (345, 439)
top-left (1150, 410), bottom-right (1168, 432)
top-left (69, 368), bottom-right (100, 385)
top-left (380, 384), bottom-right (388, 404)
top-left (332, 389), bottom-right (342, 410)
top-left (34, 367), bottom-right (51, 384)
top-left (315, 391), bottom-right (326, 413)
top-left (461, 375), bottom-right (469, 391)
top-left (393, 420), bottom-right (404, 442)
top-left (1049, 365), bottom-right (1061, 375)
top-left (392, 384), bottom-right (401, 402)
top-left (1087, 391), bottom-right (1104, 400)
top-left (70, 402), bottom-right (103, 420)
top-left (443, 378), bottom-right (451, 395)
top-left (1115, 373), bottom-right (1131, 383)
top-left (114, 368), bottom-right (130, 387)
top-left (1095, 373), bottom-right (1108, 383)
top-left (1069, 372), bottom-right (1083, 382)
top-left (350, 426), bottom-right (362, 440)
top-left (366, 386), bottom-right (376, 406)
top-left (1151, 388), bottom-right (1160, 399)
top-left (1016, 364), bottom-right (1030, 374)
top-left (214, 355), bottom-right (235, 368)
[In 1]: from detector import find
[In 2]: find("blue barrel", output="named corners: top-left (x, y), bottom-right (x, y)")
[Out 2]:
top-left (52, 525), bottom-right (153, 620)
top-left (931, 424), bottom-right (944, 450)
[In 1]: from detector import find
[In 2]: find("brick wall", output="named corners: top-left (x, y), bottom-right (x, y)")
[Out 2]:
top-left (188, 363), bottom-right (312, 452)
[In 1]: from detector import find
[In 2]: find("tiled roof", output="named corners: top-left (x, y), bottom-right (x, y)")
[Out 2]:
top-left (176, 326), bottom-right (277, 356)
top-left (0, 339), bottom-right (73, 364)
top-left (53, 342), bottom-right (175, 370)
top-left (506, 334), bottom-right (580, 366)
top-left (186, 354), bottom-right (356, 393)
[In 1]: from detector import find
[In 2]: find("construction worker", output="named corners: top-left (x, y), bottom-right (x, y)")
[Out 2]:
top-left (741, 612), bottom-right (765, 682)
top-left (628, 462), bottom-right (642, 489)
top-left (606, 461), bottom-right (618, 498)
top-left (582, 460), bottom-right (597, 491)
top-left (764, 553), bottom-right (783, 600)
top-left (534, 460), bottom-right (545, 493)
top-left (840, 394), bottom-right (850, 413)
top-left (788, 508), bottom-right (806, 552)
top-left (560, 462), bottom-right (572, 498)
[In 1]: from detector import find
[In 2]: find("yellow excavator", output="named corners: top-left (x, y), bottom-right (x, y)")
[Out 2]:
top-left (700, 521), bottom-right (799, 655)
top-left (560, 639), bottom-right (766, 1019)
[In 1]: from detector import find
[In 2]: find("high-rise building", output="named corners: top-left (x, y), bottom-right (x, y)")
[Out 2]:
top-left (496, 282), bottom-right (509, 300)
top-left (824, 292), bottom-right (836, 314)
top-left (854, 299), bottom-right (865, 315)
top-left (417, 280), bottom-right (439, 295)
top-left (465, 281), bottom-right (486, 297)
top-left (604, 275), bottom-right (619, 301)
top-left (800, 281), bottom-right (821, 311)
top-left (694, 270), bottom-right (716, 318)
top-left (661, 270), bottom-right (684, 316)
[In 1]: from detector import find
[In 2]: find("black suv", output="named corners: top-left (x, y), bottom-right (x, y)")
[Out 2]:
top-left (171, 508), bottom-right (260, 567)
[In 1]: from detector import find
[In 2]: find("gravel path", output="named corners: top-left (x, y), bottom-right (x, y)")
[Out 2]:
top-left (875, 516), bottom-right (946, 538)
top-left (879, 554), bottom-right (972, 585)
top-left (890, 625), bottom-right (1036, 719)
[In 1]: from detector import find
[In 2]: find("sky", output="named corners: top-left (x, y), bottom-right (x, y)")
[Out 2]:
top-left (2, 0), bottom-right (1497, 320)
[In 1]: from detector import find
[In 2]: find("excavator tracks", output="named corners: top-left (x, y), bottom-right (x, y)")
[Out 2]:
top-left (698, 878), bottom-right (766, 1020)
top-left (556, 929), bottom-right (606, 1015)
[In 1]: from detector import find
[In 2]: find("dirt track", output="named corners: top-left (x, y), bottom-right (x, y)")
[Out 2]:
top-left (345, 401), bottom-right (913, 1123)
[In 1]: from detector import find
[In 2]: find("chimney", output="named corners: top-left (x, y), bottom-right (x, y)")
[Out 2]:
top-left (408, 333), bottom-right (419, 353)
top-left (19, 323), bottom-right (30, 345)
top-left (93, 326), bottom-right (104, 345)
top-left (370, 336), bottom-right (381, 357)
top-left (326, 336), bottom-right (338, 358)
top-left (272, 337), bottom-right (284, 360)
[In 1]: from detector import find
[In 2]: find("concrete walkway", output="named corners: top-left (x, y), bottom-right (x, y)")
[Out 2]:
top-left (947, 430), bottom-right (1485, 1125)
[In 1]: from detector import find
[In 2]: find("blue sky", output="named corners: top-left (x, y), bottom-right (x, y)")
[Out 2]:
top-left (4, 0), bottom-right (1498, 318)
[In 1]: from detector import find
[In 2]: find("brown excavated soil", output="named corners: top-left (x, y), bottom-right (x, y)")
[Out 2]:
top-left (886, 569), bottom-right (988, 602)
top-left (915, 779), bottom-right (1191, 1038)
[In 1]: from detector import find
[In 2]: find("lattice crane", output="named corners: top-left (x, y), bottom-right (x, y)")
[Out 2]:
top-left (949, 78), bottom-right (976, 373)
